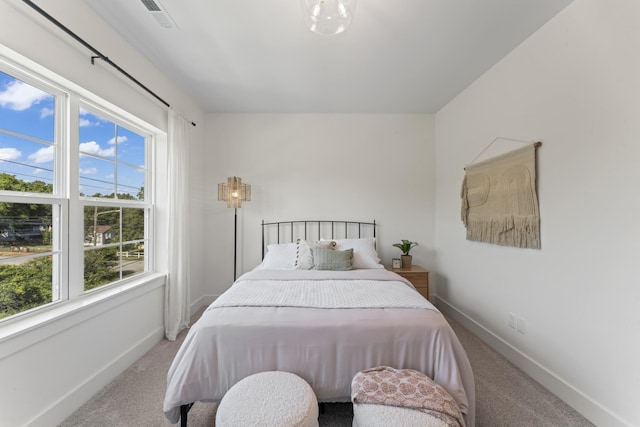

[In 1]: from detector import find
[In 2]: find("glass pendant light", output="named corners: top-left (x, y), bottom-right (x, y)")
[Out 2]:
top-left (300, 0), bottom-right (356, 36)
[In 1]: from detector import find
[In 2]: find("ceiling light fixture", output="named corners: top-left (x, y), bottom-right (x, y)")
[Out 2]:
top-left (300, 0), bottom-right (356, 36)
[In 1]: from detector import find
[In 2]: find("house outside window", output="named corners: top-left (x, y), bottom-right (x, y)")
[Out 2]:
top-left (0, 60), bottom-right (155, 320)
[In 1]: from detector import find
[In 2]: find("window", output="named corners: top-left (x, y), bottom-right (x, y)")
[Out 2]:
top-left (0, 61), bottom-right (155, 321)
top-left (79, 108), bottom-right (150, 292)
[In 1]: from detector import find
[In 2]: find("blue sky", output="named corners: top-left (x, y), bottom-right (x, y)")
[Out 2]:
top-left (0, 70), bottom-right (146, 199)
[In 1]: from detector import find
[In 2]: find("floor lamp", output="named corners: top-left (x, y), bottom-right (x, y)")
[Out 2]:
top-left (218, 176), bottom-right (251, 281)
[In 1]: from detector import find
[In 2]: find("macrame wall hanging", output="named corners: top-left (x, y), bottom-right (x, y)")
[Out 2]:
top-left (461, 138), bottom-right (542, 249)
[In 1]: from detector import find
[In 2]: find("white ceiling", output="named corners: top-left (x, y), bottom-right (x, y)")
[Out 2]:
top-left (84, 0), bottom-right (573, 114)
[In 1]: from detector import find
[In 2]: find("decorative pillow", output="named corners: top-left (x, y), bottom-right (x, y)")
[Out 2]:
top-left (311, 248), bottom-right (353, 271)
top-left (331, 237), bottom-right (383, 269)
top-left (254, 242), bottom-right (297, 270)
top-left (295, 240), bottom-right (336, 270)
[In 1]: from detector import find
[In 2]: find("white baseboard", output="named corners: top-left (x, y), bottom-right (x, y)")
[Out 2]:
top-left (26, 326), bottom-right (164, 427)
top-left (434, 296), bottom-right (631, 427)
top-left (190, 294), bottom-right (218, 316)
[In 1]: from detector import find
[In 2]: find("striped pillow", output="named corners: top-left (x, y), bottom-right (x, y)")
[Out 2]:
top-left (295, 240), bottom-right (336, 270)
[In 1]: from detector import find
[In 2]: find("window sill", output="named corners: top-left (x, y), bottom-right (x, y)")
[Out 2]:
top-left (0, 273), bottom-right (166, 359)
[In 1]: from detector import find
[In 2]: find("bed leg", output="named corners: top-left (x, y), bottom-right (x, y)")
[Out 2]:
top-left (180, 403), bottom-right (193, 427)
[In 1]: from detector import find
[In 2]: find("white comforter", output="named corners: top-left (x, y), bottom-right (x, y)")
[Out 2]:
top-left (163, 269), bottom-right (475, 426)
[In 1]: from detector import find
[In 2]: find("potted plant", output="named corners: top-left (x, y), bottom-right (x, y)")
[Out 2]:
top-left (392, 239), bottom-right (418, 268)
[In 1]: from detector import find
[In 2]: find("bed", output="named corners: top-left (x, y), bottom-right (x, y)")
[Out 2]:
top-left (163, 220), bottom-right (475, 426)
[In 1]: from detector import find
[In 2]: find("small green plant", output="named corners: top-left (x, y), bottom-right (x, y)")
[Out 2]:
top-left (392, 239), bottom-right (418, 256)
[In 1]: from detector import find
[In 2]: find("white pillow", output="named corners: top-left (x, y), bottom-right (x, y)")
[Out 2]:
top-left (295, 240), bottom-right (336, 270)
top-left (331, 237), bottom-right (383, 269)
top-left (255, 242), bottom-right (297, 270)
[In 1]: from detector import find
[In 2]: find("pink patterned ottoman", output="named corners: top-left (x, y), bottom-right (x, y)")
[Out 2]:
top-left (351, 366), bottom-right (464, 427)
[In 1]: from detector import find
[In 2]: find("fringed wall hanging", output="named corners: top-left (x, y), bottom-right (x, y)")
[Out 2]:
top-left (461, 139), bottom-right (542, 249)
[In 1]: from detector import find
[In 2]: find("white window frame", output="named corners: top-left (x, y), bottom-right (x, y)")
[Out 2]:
top-left (0, 53), bottom-right (157, 323)
top-left (75, 100), bottom-right (154, 295)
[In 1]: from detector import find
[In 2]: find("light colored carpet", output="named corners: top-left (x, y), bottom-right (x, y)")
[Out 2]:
top-left (60, 309), bottom-right (594, 427)
top-left (445, 316), bottom-right (593, 427)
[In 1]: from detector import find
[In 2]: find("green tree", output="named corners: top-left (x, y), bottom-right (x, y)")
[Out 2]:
top-left (0, 257), bottom-right (52, 319)
top-left (0, 173), bottom-right (52, 195)
top-left (84, 248), bottom-right (119, 291)
top-left (41, 228), bottom-right (52, 245)
top-left (122, 208), bottom-right (144, 242)
top-left (0, 249), bottom-right (123, 318)
top-left (0, 173), bottom-right (53, 245)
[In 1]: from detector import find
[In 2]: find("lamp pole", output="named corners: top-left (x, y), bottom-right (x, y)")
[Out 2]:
top-left (234, 207), bottom-right (238, 281)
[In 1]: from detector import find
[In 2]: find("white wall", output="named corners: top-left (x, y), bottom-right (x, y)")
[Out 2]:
top-left (0, 1), bottom-right (206, 425)
top-left (4, 0), bottom-right (636, 425)
top-left (204, 114), bottom-right (435, 297)
top-left (434, 1), bottom-right (640, 426)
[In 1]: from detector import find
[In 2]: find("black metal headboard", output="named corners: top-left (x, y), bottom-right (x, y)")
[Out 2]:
top-left (261, 220), bottom-right (377, 259)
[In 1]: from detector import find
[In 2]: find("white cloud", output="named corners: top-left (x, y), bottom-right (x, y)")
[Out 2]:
top-left (40, 107), bottom-right (54, 119)
top-left (0, 147), bottom-right (21, 161)
top-left (80, 167), bottom-right (97, 175)
top-left (79, 141), bottom-right (115, 157)
top-left (108, 135), bottom-right (128, 145)
top-left (28, 145), bottom-right (54, 163)
top-left (0, 80), bottom-right (51, 111)
top-left (32, 168), bottom-right (45, 175)
top-left (105, 173), bottom-right (115, 179)
top-left (79, 108), bottom-right (108, 127)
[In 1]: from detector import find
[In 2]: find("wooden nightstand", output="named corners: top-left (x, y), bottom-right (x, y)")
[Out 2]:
top-left (389, 265), bottom-right (429, 299)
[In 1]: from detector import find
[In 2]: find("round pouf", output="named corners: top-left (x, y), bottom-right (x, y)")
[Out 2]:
top-left (216, 371), bottom-right (319, 427)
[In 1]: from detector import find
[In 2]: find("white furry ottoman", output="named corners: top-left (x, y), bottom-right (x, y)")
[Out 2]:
top-left (215, 371), bottom-right (319, 427)
top-left (352, 403), bottom-right (451, 427)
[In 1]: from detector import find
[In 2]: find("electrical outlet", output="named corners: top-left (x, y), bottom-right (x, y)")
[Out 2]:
top-left (517, 317), bottom-right (526, 334)
top-left (508, 312), bottom-right (517, 329)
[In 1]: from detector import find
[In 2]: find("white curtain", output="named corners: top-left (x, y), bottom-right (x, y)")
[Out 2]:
top-left (165, 109), bottom-right (191, 341)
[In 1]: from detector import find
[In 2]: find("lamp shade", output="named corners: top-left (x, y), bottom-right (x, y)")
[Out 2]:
top-left (300, 0), bottom-right (356, 36)
top-left (218, 176), bottom-right (251, 208)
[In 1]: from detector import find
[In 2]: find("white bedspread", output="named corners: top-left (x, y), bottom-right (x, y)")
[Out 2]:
top-left (213, 270), bottom-right (435, 310)
top-left (163, 269), bottom-right (475, 426)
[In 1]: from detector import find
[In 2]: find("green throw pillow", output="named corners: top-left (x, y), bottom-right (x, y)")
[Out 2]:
top-left (311, 248), bottom-right (353, 271)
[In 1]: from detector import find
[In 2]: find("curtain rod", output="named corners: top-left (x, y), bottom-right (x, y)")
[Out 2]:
top-left (21, 0), bottom-right (196, 127)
